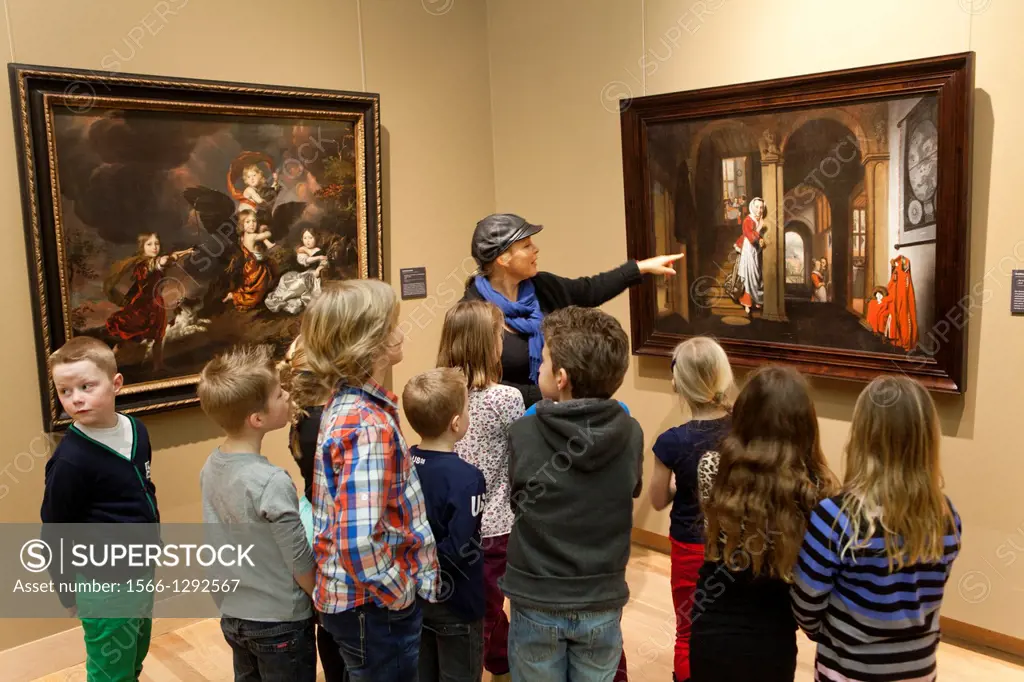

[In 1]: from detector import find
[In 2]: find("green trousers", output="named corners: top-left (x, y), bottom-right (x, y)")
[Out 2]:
top-left (75, 574), bottom-right (154, 681)
top-left (80, 616), bottom-right (152, 681)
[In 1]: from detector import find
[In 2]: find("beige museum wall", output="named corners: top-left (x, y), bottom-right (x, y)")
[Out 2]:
top-left (0, 0), bottom-right (495, 652)
top-left (487, 0), bottom-right (1024, 640)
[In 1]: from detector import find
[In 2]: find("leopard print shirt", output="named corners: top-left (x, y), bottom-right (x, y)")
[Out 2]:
top-left (697, 450), bottom-right (720, 506)
top-left (453, 384), bottom-right (524, 538)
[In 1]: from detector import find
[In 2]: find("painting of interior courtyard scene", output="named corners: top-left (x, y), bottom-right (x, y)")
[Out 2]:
top-left (647, 95), bottom-right (937, 355)
top-left (57, 107), bottom-right (364, 387)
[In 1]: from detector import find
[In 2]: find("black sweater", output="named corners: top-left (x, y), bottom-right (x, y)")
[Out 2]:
top-left (40, 417), bottom-right (159, 606)
top-left (500, 398), bottom-right (643, 612)
top-left (461, 261), bottom-right (642, 407)
top-left (293, 406), bottom-right (325, 503)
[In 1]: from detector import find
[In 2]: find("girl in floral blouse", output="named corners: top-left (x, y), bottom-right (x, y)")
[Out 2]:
top-left (437, 301), bottom-right (524, 681)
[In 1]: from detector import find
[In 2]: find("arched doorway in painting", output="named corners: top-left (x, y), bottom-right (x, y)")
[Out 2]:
top-left (783, 119), bottom-right (863, 307)
top-left (784, 220), bottom-right (814, 299)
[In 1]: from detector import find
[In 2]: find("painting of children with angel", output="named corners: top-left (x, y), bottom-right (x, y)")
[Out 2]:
top-left (12, 65), bottom-right (382, 428)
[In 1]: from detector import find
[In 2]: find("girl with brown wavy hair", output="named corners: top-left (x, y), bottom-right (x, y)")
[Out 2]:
top-left (689, 364), bottom-right (837, 682)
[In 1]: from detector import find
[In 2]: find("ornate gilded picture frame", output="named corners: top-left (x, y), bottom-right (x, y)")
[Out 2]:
top-left (620, 53), bottom-right (973, 393)
top-left (10, 64), bottom-right (383, 430)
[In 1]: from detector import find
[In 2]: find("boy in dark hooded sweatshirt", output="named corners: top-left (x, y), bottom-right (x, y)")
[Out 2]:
top-left (502, 305), bottom-right (643, 682)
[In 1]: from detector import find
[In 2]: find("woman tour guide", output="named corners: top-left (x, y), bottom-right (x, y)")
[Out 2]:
top-left (461, 213), bottom-right (683, 407)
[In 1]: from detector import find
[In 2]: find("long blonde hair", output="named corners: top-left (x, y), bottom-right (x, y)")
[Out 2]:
top-left (437, 301), bottom-right (503, 390)
top-left (671, 336), bottom-right (735, 415)
top-left (839, 375), bottom-right (957, 570)
top-left (704, 365), bottom-right (838, 579)
top-left (301, 280), bottom-right (399, 387)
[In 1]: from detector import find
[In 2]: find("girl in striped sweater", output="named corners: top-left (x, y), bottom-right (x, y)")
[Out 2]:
top-left (791, 375), bottom-right (962, 682)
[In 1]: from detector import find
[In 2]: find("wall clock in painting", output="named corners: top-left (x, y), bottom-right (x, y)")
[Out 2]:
top-left (10, 64), bottom-right (383, 430)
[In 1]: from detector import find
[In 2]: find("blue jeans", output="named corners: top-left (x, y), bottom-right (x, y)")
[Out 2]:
top-left (320, 601), bottom-right (423, 682)
top-left (508, 604), bottom-right (623, 682)
top-left (419, 600), bottom-right (483, 682)
top-left (220, 617), bottom-right (316, 682)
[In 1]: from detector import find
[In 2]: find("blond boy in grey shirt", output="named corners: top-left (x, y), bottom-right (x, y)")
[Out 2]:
top-left (198, 345), bottom-right (317, 682)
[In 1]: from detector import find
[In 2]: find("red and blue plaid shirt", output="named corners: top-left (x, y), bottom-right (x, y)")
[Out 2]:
top-left (312, 379), bottom-right (439, 612)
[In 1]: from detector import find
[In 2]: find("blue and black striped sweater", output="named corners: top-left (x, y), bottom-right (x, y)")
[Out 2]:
top-left (792, 495), bottom-right (961, 682)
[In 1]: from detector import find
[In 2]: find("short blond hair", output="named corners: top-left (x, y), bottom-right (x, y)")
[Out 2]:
top-left (301, 280), bottom-right (399, 387)
top-left (198, 344), bottom-right (278, 433)
top-left (49, 336), bottom-right (117, 379)
top-left (402, 368), bottom-right (467, 439)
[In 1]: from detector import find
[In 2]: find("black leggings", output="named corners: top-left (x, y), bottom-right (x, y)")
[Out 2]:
top-left (689, 635), bottom-right (796, 682)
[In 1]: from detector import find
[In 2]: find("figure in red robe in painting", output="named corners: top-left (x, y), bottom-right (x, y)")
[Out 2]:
top-left (887, 254), bottom-right (918, 351)
top-left (222, 209), bottom-right (275, 311)
top-left (104, 232), bottom-right (194, 370)
top-left (866, 286), bottom-right (894, 339)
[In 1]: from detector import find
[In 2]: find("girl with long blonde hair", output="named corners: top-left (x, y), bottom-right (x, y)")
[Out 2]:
top-left (436, 300), bottom-right (524, 680)
top-left (690, 364), bottom-right (838, 682)
top-left (649, 337), bottom-right (735, 682)
top-left (792, 375), bottom-right (961, 682)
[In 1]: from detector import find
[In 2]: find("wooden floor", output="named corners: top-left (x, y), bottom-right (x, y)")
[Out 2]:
top-left (32, 547), bottom-right (1024, 681)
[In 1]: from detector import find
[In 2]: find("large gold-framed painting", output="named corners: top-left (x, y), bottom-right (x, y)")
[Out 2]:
top-left (11, 64), bottom-right (383, 430)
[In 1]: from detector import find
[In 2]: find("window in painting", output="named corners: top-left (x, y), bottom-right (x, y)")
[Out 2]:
top-left (785, 230), bottom-right (806, 284)
top-left (722, 156), bottom-right (747, 222)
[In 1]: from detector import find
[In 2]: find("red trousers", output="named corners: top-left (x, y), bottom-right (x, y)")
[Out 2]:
top-left (483, 534), bottom-right (511, 675)
top-left (484, 533), bottom-right (629, 680)
top-left (671, 539), bottom-right (704, 681)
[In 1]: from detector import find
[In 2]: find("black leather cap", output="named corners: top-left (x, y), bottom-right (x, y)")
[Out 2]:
top-left (471, 213), bottom-right (543, 267)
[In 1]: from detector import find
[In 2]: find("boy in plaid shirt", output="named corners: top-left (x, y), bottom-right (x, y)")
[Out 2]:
top-left (301, 280), bottom-right (439, 682)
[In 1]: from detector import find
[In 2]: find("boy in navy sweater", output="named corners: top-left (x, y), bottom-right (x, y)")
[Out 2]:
top-left (41, 336), bottom-right (159, 682)
top-left (402, 368), bottom-right (487, 682)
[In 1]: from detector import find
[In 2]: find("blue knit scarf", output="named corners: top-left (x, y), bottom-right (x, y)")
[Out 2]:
top-left (474, 275), bottom-right (544, 382)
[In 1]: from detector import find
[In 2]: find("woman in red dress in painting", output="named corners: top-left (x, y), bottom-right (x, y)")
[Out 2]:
top-left (105, 232), bottom-right (193, 370)
top-left (222, 209), bottom-right (276, 311)
top-left (731, 197), bottom-right (766, 314)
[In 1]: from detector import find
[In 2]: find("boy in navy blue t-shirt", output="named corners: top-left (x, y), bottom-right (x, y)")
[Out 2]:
top-left (402, 368), bottom-right (487, 682)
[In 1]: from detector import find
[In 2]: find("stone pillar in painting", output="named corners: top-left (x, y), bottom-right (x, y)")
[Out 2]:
top-left (862, 152), bottom-right (890, 294)
top-left (759, 129), bottom-right (787, 322)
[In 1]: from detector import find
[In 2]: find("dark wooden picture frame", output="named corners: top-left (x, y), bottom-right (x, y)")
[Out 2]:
top-left (620, 52), bottom-right (974, 393)
top-left (10, 64), bottom-right (383, 430)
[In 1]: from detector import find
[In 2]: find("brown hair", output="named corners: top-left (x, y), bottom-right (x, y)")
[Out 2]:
top-left (542, 306), bottom-right (629, 400)
top-left (402, 368), bottom-right (467, 439)
top-left (704, 365), bottom-right (838, 579)
top-left (280, 335), bottom-right (332, 414)
top-left (437, 301), bottom-right (503, 390)
top-left (280, 335), bottom-right (333, 463)
top-left (301, 280), bottom-right (399, 387)
top-left (49, 336), bottom-right (117, 379)
top-left (839, 375), bottom-right (958, 570)
top-left (198, 344), bottom-right (279, 433)
top-left (671, 336), bottom-right (735, 415)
